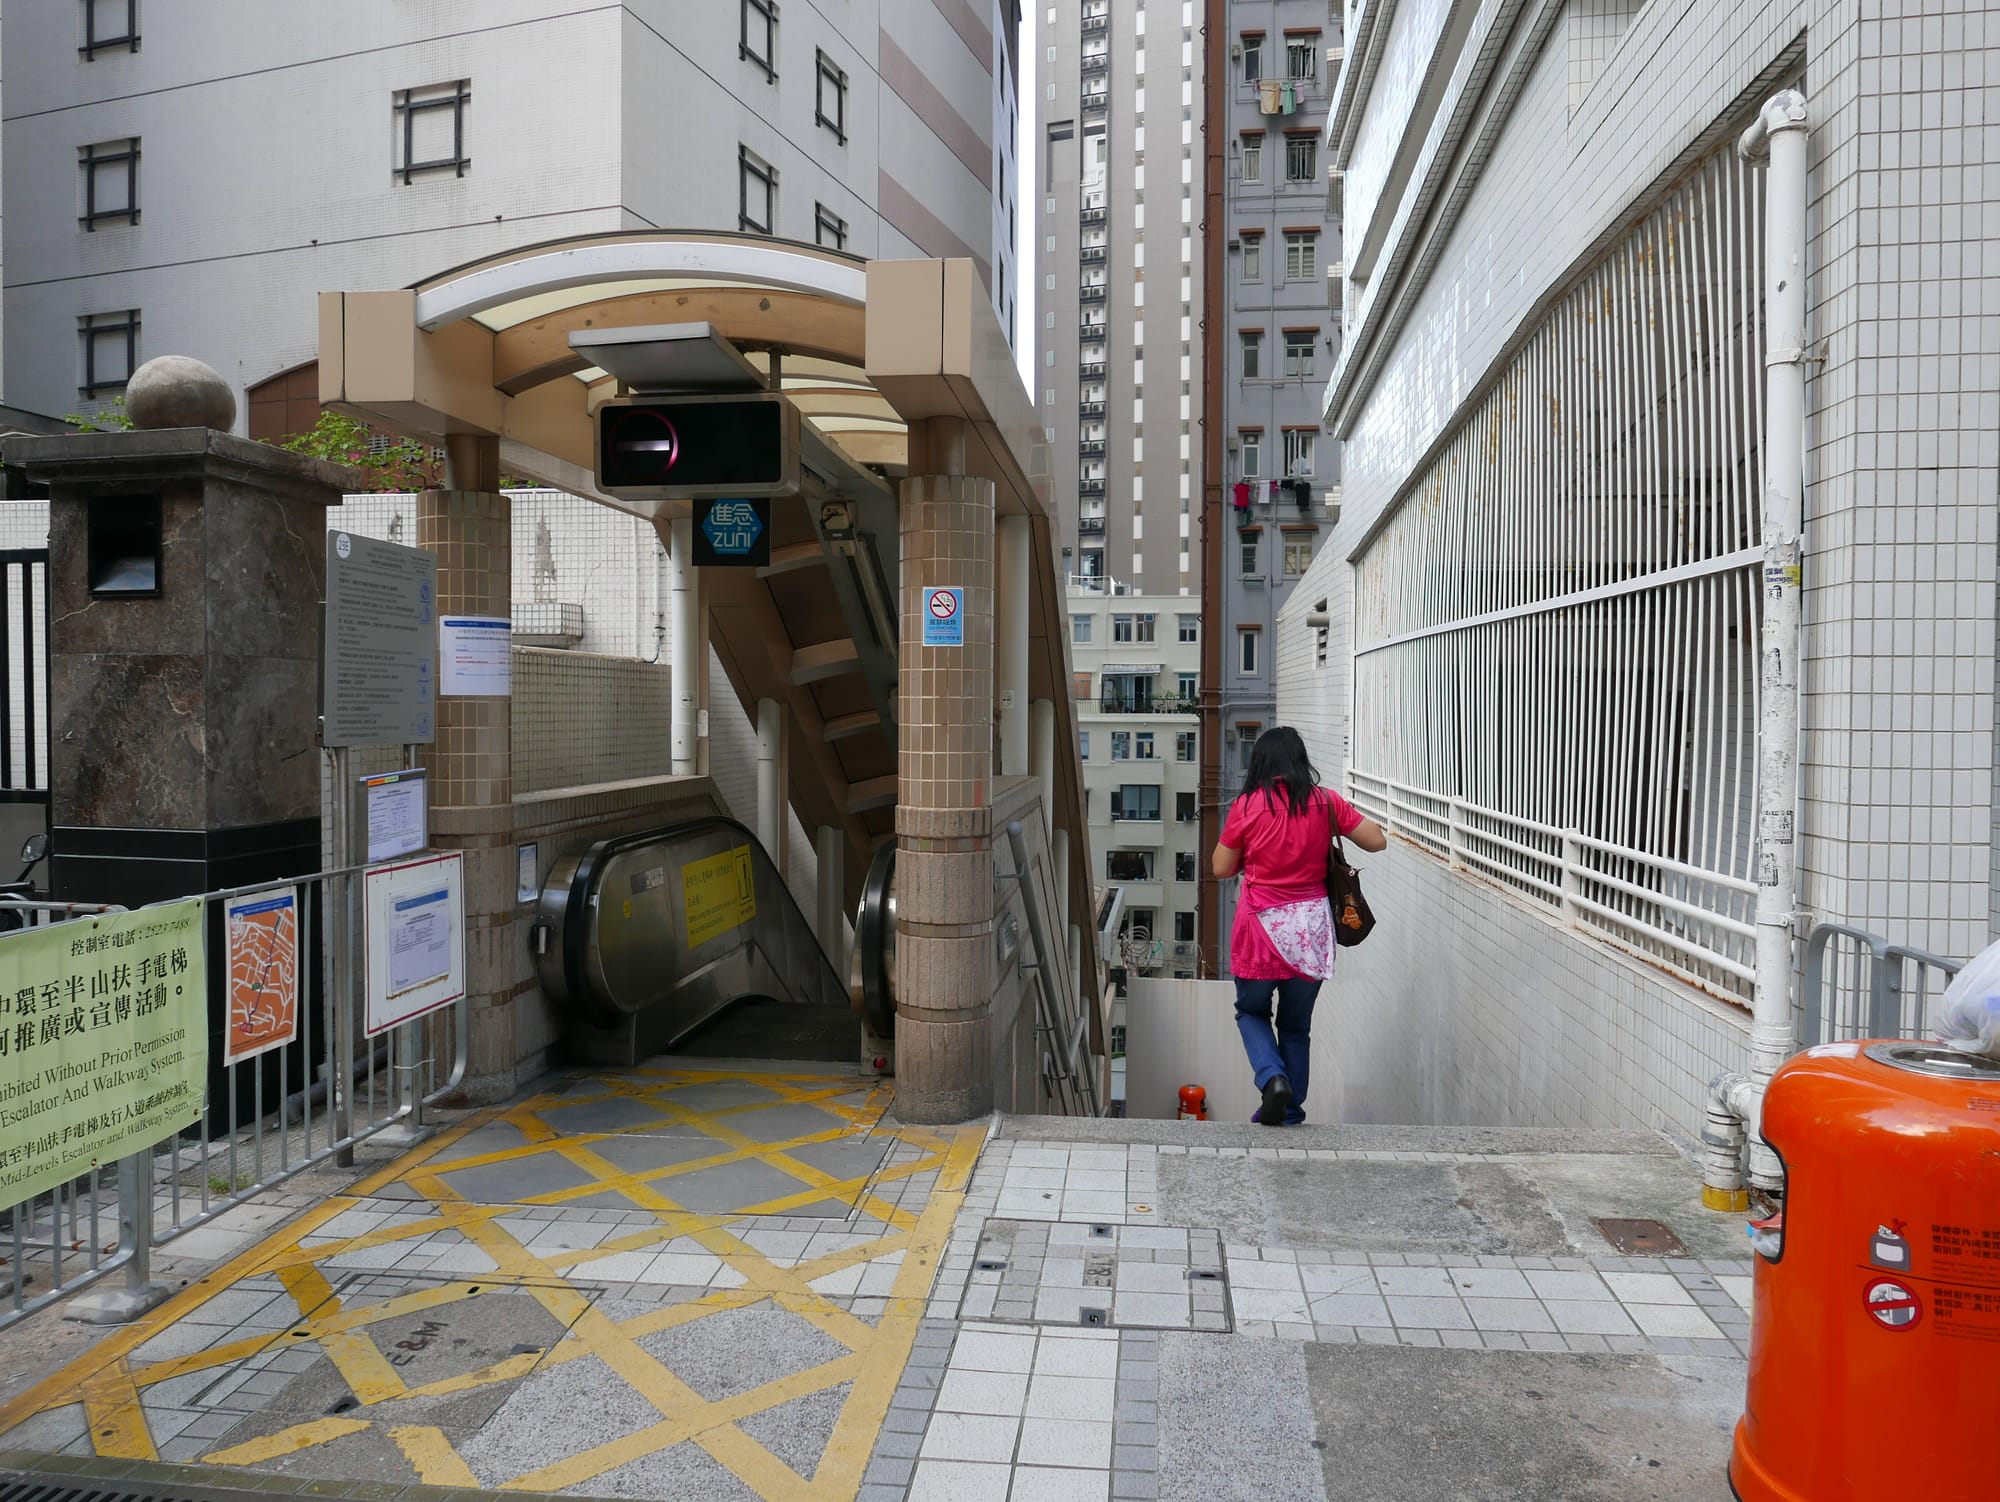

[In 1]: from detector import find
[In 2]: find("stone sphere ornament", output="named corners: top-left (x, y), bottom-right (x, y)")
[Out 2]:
top-left (123, 355), bottom-right (238, 432)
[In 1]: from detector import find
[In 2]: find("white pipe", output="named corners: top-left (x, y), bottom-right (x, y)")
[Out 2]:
top-left (997, 517), bottom-right (1032, 776)
top-left (756, 698), bottom-right (784, 862)
top-left (1709, 88), bottom-right (1809, 1199)
top-left (1029, 698), bottom-right (1056, 832)
top-left (668, 516), bottom-right (697, 775)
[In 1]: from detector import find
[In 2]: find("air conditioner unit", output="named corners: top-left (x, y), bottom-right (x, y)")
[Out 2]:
top-left (1230, 42), bottom-right (1242, 59)
top-left (1226, 238), bottom-right (1241, 252)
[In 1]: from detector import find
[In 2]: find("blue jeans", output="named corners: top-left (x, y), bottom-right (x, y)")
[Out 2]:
top-left (1233, 977), bottom-right (1320, 1125)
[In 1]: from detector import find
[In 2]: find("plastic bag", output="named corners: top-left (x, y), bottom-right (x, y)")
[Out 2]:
top-left (1938, 939), bottom-right (2000, 1058)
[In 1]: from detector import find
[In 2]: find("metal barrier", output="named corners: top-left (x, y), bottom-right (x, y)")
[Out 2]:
top-left (1798, 922), bottom-right (1962, 1047)
top-left (2, 866), bottom-right (468, 1330)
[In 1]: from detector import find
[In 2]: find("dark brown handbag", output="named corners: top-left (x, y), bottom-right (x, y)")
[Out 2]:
top-left (1327, 833), bottom-right (1376, 947)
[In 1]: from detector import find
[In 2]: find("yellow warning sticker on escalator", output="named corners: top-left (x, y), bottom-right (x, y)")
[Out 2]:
top-left (681, 844), bottom-right (758, 947)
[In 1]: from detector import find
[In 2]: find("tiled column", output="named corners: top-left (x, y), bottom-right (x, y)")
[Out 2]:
top-left (418, 479), bottom-right (520, 1102)
top-left (897, 468), bottom-right (997, 1124)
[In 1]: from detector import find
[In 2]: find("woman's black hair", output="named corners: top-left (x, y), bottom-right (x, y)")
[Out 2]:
top-left (1239, 726), bottom-right (1321, 816)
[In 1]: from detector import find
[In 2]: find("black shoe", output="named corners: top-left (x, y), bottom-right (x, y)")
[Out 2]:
top-left (1258, 1075), bottom-right (1293, 1126)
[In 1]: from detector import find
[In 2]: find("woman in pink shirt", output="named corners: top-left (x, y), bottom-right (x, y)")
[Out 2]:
top-left (1212, 727), bottom-right (1386, 1125)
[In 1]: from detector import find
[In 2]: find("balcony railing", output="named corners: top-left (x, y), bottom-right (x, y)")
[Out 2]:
top-left (1079, 516), bottom-right (1106, 536)
top-left (1080, 477), bottom-right (1106, 496)
top-left (1080, 321), bottom-right (1107, 339)
top-left (1079, 203), bottom-right (1107, 226)
top-left (1082, 13), bottom-right (1109, 35)
top-left (1099, 692), bottom-right (1199, 716)
top-left (1082, 52), bottom-right (1109, 75)
top-left (1080, 284), bottom-right (1107, 303)
top-left (1079, 399), bottom-right (1106, 418)
top-left (1080, 244), bottom-right (1107, 264)
top-left (1082, 89), bottom-right (1108, 112)
top-left (1079, 438), bottom-right (1106, 456)
top-left (1079, 361), bottom-right (1105, 379)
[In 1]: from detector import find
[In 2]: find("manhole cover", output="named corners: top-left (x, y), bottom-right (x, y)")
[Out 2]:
top-left (1594, 1217), bottom-right (1688, 1256)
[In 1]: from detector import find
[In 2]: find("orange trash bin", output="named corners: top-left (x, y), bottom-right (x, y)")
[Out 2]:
top-left (1731, 1041), bottom-right (2000, 1502)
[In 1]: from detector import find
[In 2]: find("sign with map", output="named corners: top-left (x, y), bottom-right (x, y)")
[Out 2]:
top-left (0, 901), bottom-right (207, 1209)
top-left (223, 886), bottom-right (299, 1066)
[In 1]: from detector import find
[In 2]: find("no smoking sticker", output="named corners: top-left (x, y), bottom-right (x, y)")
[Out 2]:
top-left (923, 585), bottom-right (964, 647)
top-left (1863, 1278), bottom-right (1922, 1331)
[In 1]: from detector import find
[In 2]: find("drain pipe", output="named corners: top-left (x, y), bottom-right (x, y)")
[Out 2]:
top-left (668, 515), bottom-right (698, 776)
top-left (1703, 88), bottom-right (1810, 1209)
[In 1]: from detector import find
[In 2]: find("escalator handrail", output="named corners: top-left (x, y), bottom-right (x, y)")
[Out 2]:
top-left (856, 840), bottom-right (896, 1038)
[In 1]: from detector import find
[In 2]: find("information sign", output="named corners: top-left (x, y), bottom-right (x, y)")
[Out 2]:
top-left (363, 852), bottom-right (466, 1036)
top-left (923, 586), bottom-right (964, 647)
top-left (694, 499), bottom-right (771, 567)
top-left (360, 768), bottom-right (428, 864)
top-left (440, 616), bottom-right (512, 697)
top-left (223, 887), bottom-right (299, 1066)
top-left (0, 901), bottom-right (207, 1208)
top-left (322, 532), bottom-right (438, 747)
top-left (681, 845), bottom-right (758, 948)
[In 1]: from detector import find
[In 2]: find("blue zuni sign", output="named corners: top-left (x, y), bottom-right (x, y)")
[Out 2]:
top-left (703, 501), bottom-right (764, 555)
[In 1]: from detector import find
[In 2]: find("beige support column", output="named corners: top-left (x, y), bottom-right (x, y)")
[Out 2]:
top-left (418, 455), bottom-right (520, 1101)
top-left (816, 825), bottom-right (847, 973)
top-left (756, 698), bottom-right (786, 873)
top-left (896, 451), bottom-right (997, 1124)
top-left (1029, 698), bottom-right (1056, 830)
top-left (996, 517), bottom-right (1031, 776)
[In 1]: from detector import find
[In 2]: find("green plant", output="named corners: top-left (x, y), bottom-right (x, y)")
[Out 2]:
top-left (62, 396), bottom-right (136, 432)
top-left (277, 410), bottom-right (437, 493)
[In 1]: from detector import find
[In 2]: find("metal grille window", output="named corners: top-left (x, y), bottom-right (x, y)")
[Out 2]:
top-left (1238, 535), bottom-right (1259, 575)
top-left (1282, 427), bottom-right (1315, 474)
top-left (739, 146), bottom-right (776, 233)
top-left (79, 138), bottom-right (140, 228)
top-left (815, 50), bottom-right (847, 141)
top-left (1286, 37), bottom-right (1318, 80)
top-left (741, 0), bottom-right (778, 80)
top-left (814, 203), bottom-right (847, 249)
top-left (1285, 134), bottom-right (1317, 182)
top-left (1348, 139), bottom-right (1767, 996)
top-left (393, 82), bottom-right (471, 183)
top-left (1240, 137), bottom-right (1262, 183)
top-left (78, 309), bottom-right (138, 397)
top-left (1284, 232), bottom-right (1316, 279)
top-left (1283, 331), bottom-right (1316, 380)
top-left (1240, 330), bottom-right (1263, 378)
top-left (81, 0), bottom-right (138, 57)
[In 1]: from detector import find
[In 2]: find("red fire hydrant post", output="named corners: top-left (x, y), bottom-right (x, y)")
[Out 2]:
top-left (1177, 1084), bottom-right (1209, 1121)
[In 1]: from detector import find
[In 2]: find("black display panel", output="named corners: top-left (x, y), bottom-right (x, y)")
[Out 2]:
top-left (598, 398), bottom-right (788, 492)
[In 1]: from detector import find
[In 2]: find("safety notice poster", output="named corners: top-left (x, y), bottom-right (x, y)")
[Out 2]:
top-left (681, 845), bottom-right (757, 948)
top-left (0, 901), bottom-right (207, 1208)
top-left (223, 886), bottom-right (298, 1066)
top-left (439, 616), bottom-right (512, 697)
top-left (363, 852), bottom-right (466, 1036)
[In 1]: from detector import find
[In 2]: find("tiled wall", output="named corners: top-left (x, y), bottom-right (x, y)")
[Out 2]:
top-left (511, 649), bottom-right (671, 795)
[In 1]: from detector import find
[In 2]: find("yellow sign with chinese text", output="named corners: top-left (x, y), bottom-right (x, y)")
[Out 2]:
top-left (681, 846), bottom-right (758, 949)
top-left (0, 901), bottom-right (207, 1209)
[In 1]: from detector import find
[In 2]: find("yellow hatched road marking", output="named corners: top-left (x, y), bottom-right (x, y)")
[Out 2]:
top-left (79, 1364), bottom-right (154, 1462)
top-left (279, 1265), bottom-right (408, 1405)
top-left (386, 1423), bottom-right (482, 1486)
top-left (202, 1415), bottom-right (371, 1467)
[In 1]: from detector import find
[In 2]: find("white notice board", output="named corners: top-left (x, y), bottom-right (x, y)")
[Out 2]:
top-left (363, 851), bottom-right (466, 1036)
top-left (440, 616), bottom-right (512, 697)
top-left (359, 768), bottom-right (428, 864)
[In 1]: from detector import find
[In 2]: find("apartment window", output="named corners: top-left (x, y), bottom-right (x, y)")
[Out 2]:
top-left (741, 0), bottom-right (778, 80)
top-left (739, 146), bottom-right (777, 233)
top-left (1102, 671), bottom-right (1154, 713)
top-left (1237, 723), bottom-right (1263, 770)
top-left (1112, 613), bottom-right (1135, 643)
top-left (1242, 235), bottom-right (1263, 281)
top-left (1113, 785), bottom-right (1161, 821)
top-left (1175, 910), bottom-right (1196, 941)
top-left (1135, 613), bottom-right (1157, 642)
top-left (79, 309), bottom-right (139, 397)
top-left (1285, 231), bottom-right (1317, 279)
top-left (1175, 793), bottom-right (1197, 825)
top-left (79, 138), bottom-right (140, 229)
top-left (1240, 330), bottom-right (1263, 380)
top-left (1107, 850), bottom-right (1155, 881)
top-left (1286, 36), bottom-right (1318, 80)
top-left (1111, 1024), bottom-right (1127, 1054)
top-left (1079, 730), bottom-right (1091, 760)
top-left (1072, 613), bottom-right (1093, 644)
top-left (1175, 851), bottom-right (1197, 882)
top-left (1284, 330), bottom-right (1316, 380)
top-left (815, 50), bottom-right (847, 141)
top-left (81, 0), bottom-right (138, 57)
top-left (1285, 134), bottom-right (1318, 182)
top-left (1240, 36), bottom-right (1262, 81)
top-left (1111, 731), bottom-right (1131, 761)
top-left (1177, 614), bottom-right (1198, 643)
top-left (1239, 430), bottom-right (1263, 480)
top-left (1284, 428), bottom-right (1316, 476)
top-left (814, 203), bottom-right (847, 249)
top-left (1072, 670), bottom-right (1093, 699)
top-left (1176, 730), bottom-right (1196, 762)
top-left (1239, 630), bottom-right (1261, 675)
top-left (393, 81), bottom-right (472, 183)
top-left (1135, 732), bottom-right (1156, 760)
top-left (1283, 532), bottom-right (1314, 577)
top-left (1177, 672), bottom-right (1198, 700)
top-left (1240, 136), bottom-right (1262, 183)
top-left (1239, 534), bottom-right (1259, 577)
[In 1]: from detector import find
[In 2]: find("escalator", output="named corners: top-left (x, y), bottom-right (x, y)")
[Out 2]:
top-left (533, 816), bottom-right (896, 1068)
